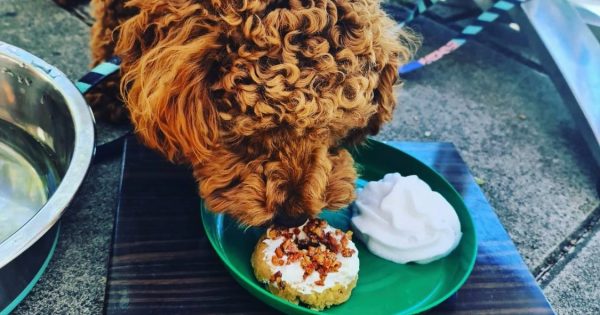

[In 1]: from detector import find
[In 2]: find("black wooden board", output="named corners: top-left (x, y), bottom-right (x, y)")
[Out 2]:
top-left (104, 137), bottom-right (555, 314)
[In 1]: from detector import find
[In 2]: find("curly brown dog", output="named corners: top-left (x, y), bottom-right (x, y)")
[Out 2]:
top-left (69, 0), bottom-right (416, 227)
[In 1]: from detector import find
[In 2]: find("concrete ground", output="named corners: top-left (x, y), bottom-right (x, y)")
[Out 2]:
top-left (0, 0), bottom-right (598, 314)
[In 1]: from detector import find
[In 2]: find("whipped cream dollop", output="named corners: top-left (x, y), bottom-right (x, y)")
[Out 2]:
top-left (351, 173), bottom-right (462, 264)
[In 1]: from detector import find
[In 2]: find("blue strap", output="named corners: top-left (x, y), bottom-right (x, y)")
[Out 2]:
top-left (398, 0), bottom-right (520, 75)
top-left (75, 56), bottom-right (121, 94)
top-left (392, 0), bottom-right (440, 27)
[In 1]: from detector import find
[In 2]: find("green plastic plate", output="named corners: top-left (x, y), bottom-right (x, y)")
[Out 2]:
top-left (201, 139), bottom-right (477, 314)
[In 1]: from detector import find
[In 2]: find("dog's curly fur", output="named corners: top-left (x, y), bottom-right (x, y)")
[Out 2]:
top-left (87, 0), bottom-right (137, 123)
top-left (85, 0), bottom-right (415, 226)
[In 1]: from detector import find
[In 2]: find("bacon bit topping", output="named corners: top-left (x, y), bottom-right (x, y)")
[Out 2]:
top-left (275, 247), bottom-right (284, 258)
top-left (270, 271), bottom-right (282, 283)
top-left (271, 255), bottom-right (285, 266)
top-left (341, 248), bottom-right (356, 257)
top-left (269, 271), bottom-right (286, 289)
top-left (268, 218), bottom-right (355, 286)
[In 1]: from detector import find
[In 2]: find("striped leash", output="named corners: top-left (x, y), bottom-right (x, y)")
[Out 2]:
top-left (395, 0), bottom-right (441, 27)
top-left (398, 0), bottom-right (521, 75)
top-left (75, 56), bottom-right (121, 94)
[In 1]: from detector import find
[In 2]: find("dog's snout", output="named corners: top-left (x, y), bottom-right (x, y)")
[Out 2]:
top-left (273, 211), bottom-right (309, 228)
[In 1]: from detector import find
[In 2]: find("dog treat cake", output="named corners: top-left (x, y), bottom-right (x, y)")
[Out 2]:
top-left (251, 218), bottom-right (359, 310)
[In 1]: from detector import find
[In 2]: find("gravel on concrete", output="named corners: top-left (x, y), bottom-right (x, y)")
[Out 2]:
top-left (544, 226), bottom-right (600, 315)
top-left (0, 0), bottom-right (91, 80)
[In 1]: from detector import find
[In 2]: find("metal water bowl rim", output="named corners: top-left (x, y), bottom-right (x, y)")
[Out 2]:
top-left (0, 42), bottom-right (95, 268)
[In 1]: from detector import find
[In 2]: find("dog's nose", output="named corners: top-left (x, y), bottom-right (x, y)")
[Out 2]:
top-left (273, 212), bottom-right (309, 228)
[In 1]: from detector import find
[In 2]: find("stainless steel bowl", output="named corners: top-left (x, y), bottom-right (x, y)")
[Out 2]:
top-left (0, 41), bottom-right (95, 311)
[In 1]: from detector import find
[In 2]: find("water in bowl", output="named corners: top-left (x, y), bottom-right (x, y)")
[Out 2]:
top-left (0, 119), bottom-right (61, 243)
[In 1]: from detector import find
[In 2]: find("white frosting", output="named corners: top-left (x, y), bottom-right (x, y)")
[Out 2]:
top-left (352, 173), bottom-right (462, 264)
top-left (261, 223), bottom-right (359, 294)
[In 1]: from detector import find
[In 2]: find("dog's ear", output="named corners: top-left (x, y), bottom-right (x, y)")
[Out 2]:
top-left (368, 24), bottom-right (418, 136)
top-left (337, 15), bottom-right (419, 146)
top-left (324, 149), bottom-right (356, 210)
top-left (114, 3), bottom-right (222, 163)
